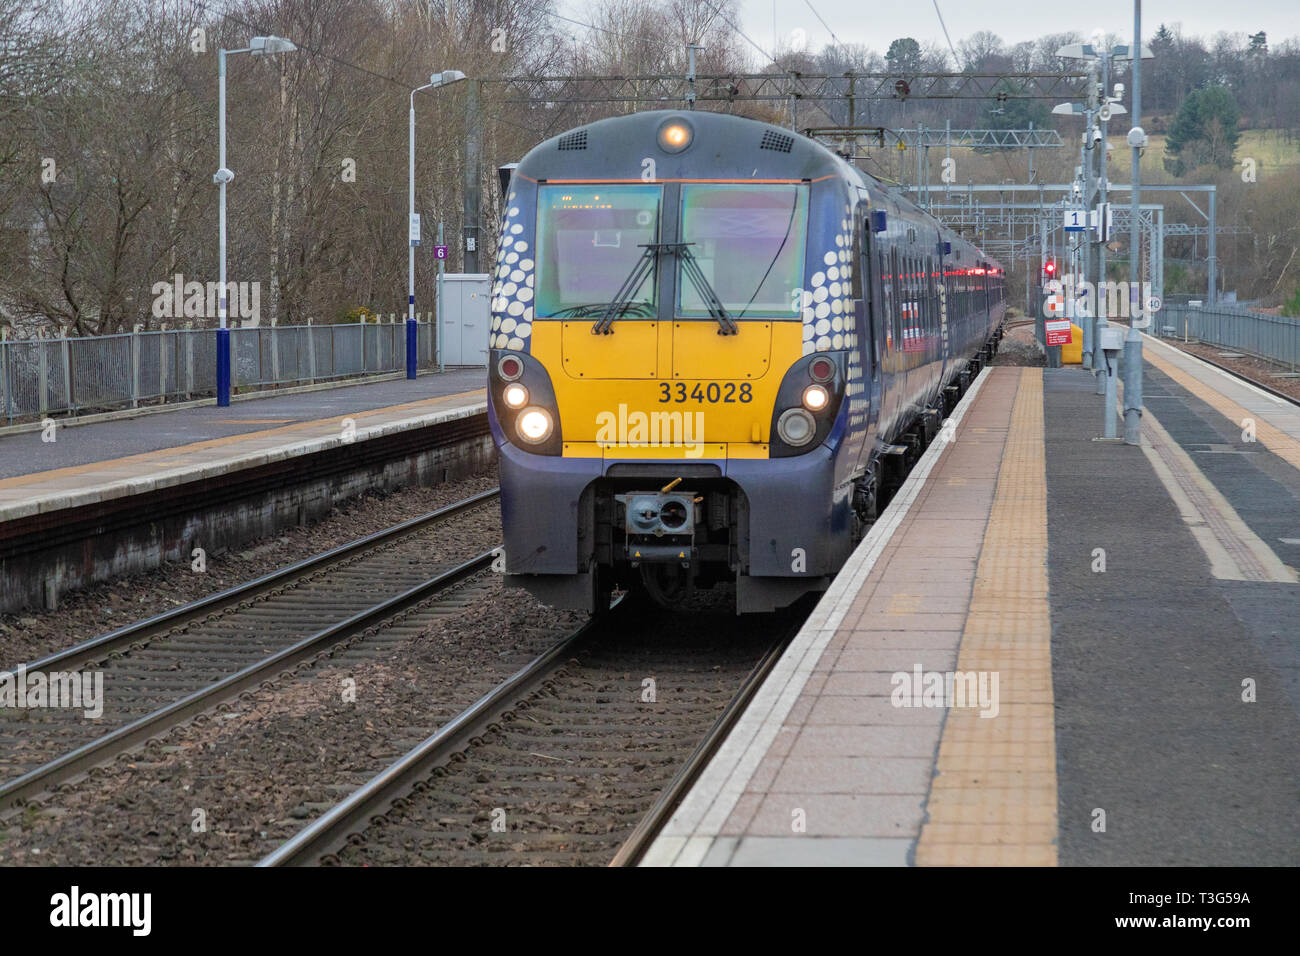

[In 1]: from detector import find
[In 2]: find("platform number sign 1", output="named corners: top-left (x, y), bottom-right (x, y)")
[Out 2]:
top-left (433, 244), bottom-right (449, 260)
top-left (1064, 208), bottom-right (1086, 232)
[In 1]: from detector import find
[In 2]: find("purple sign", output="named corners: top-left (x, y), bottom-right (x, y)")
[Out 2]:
top-left (433, 245), bottom-right (449, 260)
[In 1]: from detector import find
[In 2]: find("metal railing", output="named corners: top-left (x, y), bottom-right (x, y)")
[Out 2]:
top-left (0, 318), bottom-right (440, 424)
top-left (1156, 304), bottom-right (1300, 372)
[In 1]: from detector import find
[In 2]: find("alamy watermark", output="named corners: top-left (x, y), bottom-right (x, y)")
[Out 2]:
top-left (1044, 276), bottom-right (1159, 325)
top-left (1, 666), bottom-right (103, 719)
top-left (50, 886), bottom-right (150, 936)
top-left (890, 664), bottom-right (1000, 718)
top-left (594, 404), bottom-right (705, 458)
top-left (151, 273), bottom-right (261, 327)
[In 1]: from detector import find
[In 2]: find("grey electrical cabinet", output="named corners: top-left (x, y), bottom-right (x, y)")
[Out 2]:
top-left (438, 273), bottom-right (490, 366)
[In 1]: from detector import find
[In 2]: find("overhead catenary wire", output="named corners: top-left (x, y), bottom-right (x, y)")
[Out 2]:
top-left (931, 0), bottom-right (962, 70)
top-left (696, 0), bottom-right (781, 69)
top-left (802, 0), bottom-right (855, 63)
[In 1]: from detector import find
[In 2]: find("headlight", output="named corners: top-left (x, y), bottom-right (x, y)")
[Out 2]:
top-left (777, 408), bottom-right (816, 446)
top-left (503, 383), bottom-right (529, 408)
top-left (517, 407), bottom-right (553, 444)
top-left (657, 118), bottom-right (693, 153)
top-left (802, 384), bottom-right (829, 411)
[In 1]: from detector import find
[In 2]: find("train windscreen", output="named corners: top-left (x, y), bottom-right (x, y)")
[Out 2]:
top-left (533, 184), bottom-right (661, 318)
top-left (678, 183), bottom-right (808, 319)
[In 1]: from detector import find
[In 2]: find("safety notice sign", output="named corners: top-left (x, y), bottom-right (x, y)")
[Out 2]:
top-left (1045, 318), bottom-right (1073, 347)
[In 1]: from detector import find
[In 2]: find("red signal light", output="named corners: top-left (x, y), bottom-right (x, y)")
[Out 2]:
top-left (1044, 260), bottom-right (1057, 276)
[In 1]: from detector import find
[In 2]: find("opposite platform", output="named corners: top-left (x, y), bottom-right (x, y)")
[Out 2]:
top-left (0, 373), bottom-right (487, 522)
top-left (0, 371), bottom-right (490, 612)
top-left (645, 351), bottom-right (1300, 866)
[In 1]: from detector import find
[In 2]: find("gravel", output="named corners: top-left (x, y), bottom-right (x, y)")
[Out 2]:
top-left (0, 471), bottom-right (499, 669)
top-left (992, 320), bottom-right (1047, 367)
top-left (1158, 339), bottom-right (1300, 402)
top-left (0, 580), bottom-right (587, 865)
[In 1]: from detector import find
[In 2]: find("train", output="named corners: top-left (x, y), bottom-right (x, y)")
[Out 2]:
top-left (486, 109), bottom-right (1005, 613)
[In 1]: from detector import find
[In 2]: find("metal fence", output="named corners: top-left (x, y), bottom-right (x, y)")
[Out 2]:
top-left (0, 319), bottom-right (441, 424)
top-left (1157, 304), bottom-right (1300, 371)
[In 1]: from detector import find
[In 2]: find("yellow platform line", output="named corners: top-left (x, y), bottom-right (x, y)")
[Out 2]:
top-left (915, 368), bottom-right (1058, 866)
top-left (1145, 344), bottom-right (1300, 474)
top-left (0, 388), bottom-right (485, 492)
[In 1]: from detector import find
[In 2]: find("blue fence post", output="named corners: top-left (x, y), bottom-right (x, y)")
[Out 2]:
top-left (216, 326), bottom-right (231, 406)
top-left (405, 316), bottom-right (418, 379)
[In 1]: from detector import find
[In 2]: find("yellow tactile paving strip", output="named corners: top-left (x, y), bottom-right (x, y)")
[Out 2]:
top-left (1145, 341), bottom-right (1300, 473)
top-left (0, 389), bottom-right (485, 496)
top-left (915, 368), bottom-right (1058, 866)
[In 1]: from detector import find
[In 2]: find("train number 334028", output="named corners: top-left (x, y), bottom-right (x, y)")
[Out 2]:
top-left (658, 382), bottom-right (754, 404)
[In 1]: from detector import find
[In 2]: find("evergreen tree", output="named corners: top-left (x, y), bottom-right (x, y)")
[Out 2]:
top-left (1163, 85), bottom-right (1241, 175)
top-left (885, 38), bottom-right (922, 75)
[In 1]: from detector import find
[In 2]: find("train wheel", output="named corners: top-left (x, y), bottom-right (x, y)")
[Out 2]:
top-left (639, 563), bottom-right (692, 609)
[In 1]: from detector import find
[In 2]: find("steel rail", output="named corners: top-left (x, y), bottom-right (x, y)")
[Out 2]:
top-left (14, 487), bottom-right (500, 675)
top-left (607, 632), bottom-right (792, 867)
top-left (0, 548), bottom-right (498, 810)
top-left (257, 614), bottom-right (604, 867)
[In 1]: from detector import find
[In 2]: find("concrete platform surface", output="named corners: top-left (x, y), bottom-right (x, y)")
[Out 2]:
top-left (0, 369), bottom-right (486, 479)
top-left (0, 371), bottom-right (486, 521)
top-left (644, 353), bottom-right (1300, 867)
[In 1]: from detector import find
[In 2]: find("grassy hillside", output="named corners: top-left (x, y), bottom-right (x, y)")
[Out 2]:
top-left (1120, 128), bottom-right (1300, 180)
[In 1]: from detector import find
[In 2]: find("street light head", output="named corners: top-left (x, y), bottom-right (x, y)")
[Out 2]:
top-left (434, 69), bottom-right (467, 87)
top-left (1127, 126), bottom-right (1148, 148)
top-left (213, 167), bottom-right (234, 185)
top-left (251, 35), bottom-right (298, 55)
top-left (1055, 43), bottom-right (1096, 60)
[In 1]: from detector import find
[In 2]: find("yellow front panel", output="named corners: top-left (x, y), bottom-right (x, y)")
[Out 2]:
top-left (671, 321), bottom-right (773, 380)
top-left (603, 442), bottom-right (727, 460)
top-left (531, 321), bottom-right (802, 457)
top-left (559, 320), bottom-right (659, 379)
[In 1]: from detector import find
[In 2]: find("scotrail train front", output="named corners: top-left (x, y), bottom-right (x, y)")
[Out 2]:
top-left (486, 110), bottom-right (1005, 613)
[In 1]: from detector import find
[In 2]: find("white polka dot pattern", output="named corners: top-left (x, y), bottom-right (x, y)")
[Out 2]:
top-left (803, 199), bottom-right (857, 358)
top-left (490, 200), bottom-right (535, 350)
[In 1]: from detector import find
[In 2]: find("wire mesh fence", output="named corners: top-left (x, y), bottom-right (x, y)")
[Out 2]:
top-left (1, 319), bottom-right (442, 424)
top-left (1156, 305), bottom-right (1300, 372)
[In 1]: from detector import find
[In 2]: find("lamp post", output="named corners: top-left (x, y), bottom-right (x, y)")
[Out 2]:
top-left (408, 69), bottom-right (466, 380)
top-left (1055, 39), bottom-right (1146, 438)
top-left (215, 35), bottom-right (298, 407)
top-left (1124, 1), bottom-right (1151, 446)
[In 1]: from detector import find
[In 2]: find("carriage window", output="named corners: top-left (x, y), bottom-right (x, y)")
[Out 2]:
top-left (883, 251), bottom-right (894, 348)
top-left (890, 248), bottom-right (903, 349)
top-left (534, 184), bottom-right (661, 318)
top-left (678, 183), bottom-right (808, 318)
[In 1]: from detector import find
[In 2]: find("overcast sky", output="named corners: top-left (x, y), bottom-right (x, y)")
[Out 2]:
top-left (736, 0), bottom-right (1299, 56)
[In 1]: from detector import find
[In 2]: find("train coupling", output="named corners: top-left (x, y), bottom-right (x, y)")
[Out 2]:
top-left (615, 490), bottom-right (696, 566)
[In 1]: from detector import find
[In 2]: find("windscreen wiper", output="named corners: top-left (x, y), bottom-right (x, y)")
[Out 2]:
top-left (591, 242), bottom-right (738, 336)
top-left (591, 244), bottom-right (660, 335)
top-left (674, 243), bottom-right (738, 335)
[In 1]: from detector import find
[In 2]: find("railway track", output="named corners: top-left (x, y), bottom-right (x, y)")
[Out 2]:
top-left (1159, 340), bottom-right (1300, 407)
top-left (0, 488), bottom-right (502, 810)
top-left (260, 596), bottom-right (799, 867)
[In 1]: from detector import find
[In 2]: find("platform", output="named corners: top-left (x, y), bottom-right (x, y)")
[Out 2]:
top-left (0, 371), bottom-right (487, 521)
top-left (644, 347), bottom-right (1300, 866)
top-left (0, 372), bottom-right (489, 613)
